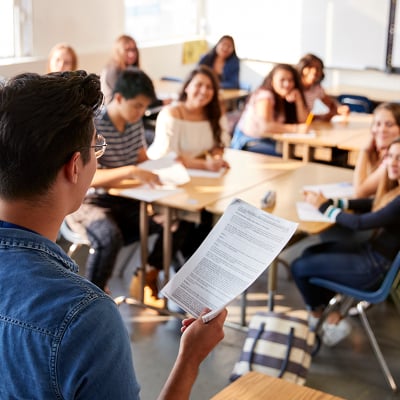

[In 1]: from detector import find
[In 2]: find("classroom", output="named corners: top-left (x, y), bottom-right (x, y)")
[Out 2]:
top-left (0, 1), bottom-right (400, 399)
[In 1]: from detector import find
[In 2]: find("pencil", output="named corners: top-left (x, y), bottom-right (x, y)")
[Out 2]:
top-left (305, 112), bottom-right (314, 126)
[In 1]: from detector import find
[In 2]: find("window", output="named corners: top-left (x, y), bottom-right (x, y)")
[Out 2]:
top-left (124, 0), bottom-right (201, 45)
top-left (0, 0), bottom-right (32, 59)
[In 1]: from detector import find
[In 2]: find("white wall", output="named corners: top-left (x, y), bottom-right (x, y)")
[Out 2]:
top-left (1, 0), bottom-right (400, 96)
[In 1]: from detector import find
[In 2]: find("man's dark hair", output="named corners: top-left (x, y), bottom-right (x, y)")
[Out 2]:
top-left (112, 67), bottom-right (156, 101)
top-left (0, 70), bottom-right (103, 200)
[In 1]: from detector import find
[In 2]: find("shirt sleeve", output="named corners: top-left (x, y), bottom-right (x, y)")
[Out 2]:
top-left (58, 297), bottom-right (140, 400)
top-left (221, 57), bottom-right (240, 89)
top-left (147, 108), bottom-right (180, 159)
top-left (320, 196), bottom-right (400, 231)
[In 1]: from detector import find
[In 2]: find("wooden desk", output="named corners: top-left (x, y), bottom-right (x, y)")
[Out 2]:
top-left (207, 163), bottom-right (354, 316)
top-left (153, 79), bottom-right (249, 104)
top-left (112, 150), bottom-right (301, 305)
top-left (327, 84), bottom-right (400, 104)
top-left (210, 371), bottom-right (345, 400)
top-left (275, 113), bottom-right (372, 163)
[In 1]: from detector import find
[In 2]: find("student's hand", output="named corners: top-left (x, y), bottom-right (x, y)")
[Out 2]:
top-left (180, 308), bottom-right (227, 365)
top-left (295, 123), bottom-right (310, 134)
top-left (285, 88), bottom-right (302, 103)
top-left (205, 157), bottom-right (229, 171)
top-left (133, 168), bottom-right (161, 187)
top-left (303, 190), bottom-right (327, 208)
top-left (337, 104), bottom-right (350, 116)
top-left (210, 146), bottom-right (224, 158)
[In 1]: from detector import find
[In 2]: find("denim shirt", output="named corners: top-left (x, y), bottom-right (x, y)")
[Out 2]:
top-left (0, 225), bottom-right (140, 399)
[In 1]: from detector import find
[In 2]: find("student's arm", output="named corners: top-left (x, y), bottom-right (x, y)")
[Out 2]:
top-left (286, 88), bottom-right (309, 123)
top-left (250, 97), bottom-right (308, 135)
top-left (353, 147), bottom-right (385, 198)
top-left (221, 57), bottom-right (240, 89)
top-left (157, 309), bottom-right (227, 400)
top-left (90, 164), bottom-right (160, 188)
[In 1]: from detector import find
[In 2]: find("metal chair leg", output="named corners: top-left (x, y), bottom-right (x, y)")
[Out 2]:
top-left (357, 303), bottom-right (398, 392)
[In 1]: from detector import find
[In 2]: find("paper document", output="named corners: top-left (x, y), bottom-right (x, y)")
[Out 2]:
top-left (138, 154), bottom-right (191, 186)
top-left (296, 202), bottom-right (331, 222)
top-left (303, 182), bottom-right (354, 199)
top-left (119, 185), bottom-right (183, 202)
top-left (161, 199), bottom-right (298, 322)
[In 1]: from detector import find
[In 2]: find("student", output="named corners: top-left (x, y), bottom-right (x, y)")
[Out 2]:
top-left (68, 67), bottom-right (184, 298)
top-left (100, 34), bottom-right (171, 107)
top-left (148, 64), bottom-right (230, 171)
top-left (354, 102), bottom-right (400, 198)
top-left (0, 70), bottom-right (227, 399)
top-left (231, 63), bottom-right (309, 156)
top-left (47, 42), bottom-right (78, 72)
top-left (198, 35), bottom-right (240, 89)
top-left (291, 137), bottom-right (400, 346)
top-left (297, 53), bottom-right (349, 121)
top-left (147, 64), bottom-right (230, 261)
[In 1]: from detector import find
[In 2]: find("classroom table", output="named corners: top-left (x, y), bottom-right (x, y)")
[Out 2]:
top-left (274, 113), bottom-right (372, 164)
top-left (111, 150), bottom-right (302, 306)
top-left (206, 162), bottom-right (354, 318)
top-left (210, 371), bottom-right (345, 400)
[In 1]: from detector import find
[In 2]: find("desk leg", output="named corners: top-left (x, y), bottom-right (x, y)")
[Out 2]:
top-left (162, 206), bottom-right (172, 309)
top-left (139, 201), bottom-right (149, 303)
top-left (268, 259), bottom-right (278, 312)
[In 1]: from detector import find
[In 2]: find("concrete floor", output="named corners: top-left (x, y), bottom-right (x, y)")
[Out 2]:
top-left (61, 234), bottom-right (400, 400)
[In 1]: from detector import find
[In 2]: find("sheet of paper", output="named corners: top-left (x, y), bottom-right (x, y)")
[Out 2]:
top-left (303, 181), bottom-right (354, 198)
top-left (186, 167), bottom-right (227, 178)
top-left (161, 198), bottom-right (298, 322)
top-left (281, 131), bottom-right (317, 138)
top-left (138, 154), bottom-right (191, 186)
top-left (119, 185), bottom-right (183, 202)
top-left (296, 202), bottom-right (331, 222)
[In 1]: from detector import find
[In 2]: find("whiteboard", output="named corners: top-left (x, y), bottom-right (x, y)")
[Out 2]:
top-left (205, 0), bottom-right (390, 70)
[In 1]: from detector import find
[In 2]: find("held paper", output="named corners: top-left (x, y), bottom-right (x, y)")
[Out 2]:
top-left (161, 198), bottom-right (298, 322)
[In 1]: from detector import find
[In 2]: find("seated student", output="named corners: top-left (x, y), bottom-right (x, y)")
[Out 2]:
top-left (198, 35), bottom-right (240, 89)
top-left (148, 64), bottom-right (230, 170)
top-left (291, 137), bottom-right (400, 346)
top-left (68, 67), bottom-right (185, 298)
top-left (100, 34), bottom-right (172, 106)
top-left (148, 65), bottom-right (230, 260)
top-left (231, 63), bottom-right (309, 156)
top-left (297, 53), bottom-right (349, 121)
top-left (354, 102), bottom-right (400, 198)
top-left (0, 70), bottom-right (227, 399)
top-left (47, 42), bottom-right (78, 73)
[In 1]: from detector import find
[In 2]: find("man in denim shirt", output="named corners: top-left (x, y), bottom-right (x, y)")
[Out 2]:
top-left (0, 71), bottom-right (227, 399)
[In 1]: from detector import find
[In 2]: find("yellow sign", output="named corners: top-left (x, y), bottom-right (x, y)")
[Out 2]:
top-left (182, 40), bottom-right (208, 64)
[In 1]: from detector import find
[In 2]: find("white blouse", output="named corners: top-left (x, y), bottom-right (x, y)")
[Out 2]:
top-left (147, 108), bottom-right (230, 160)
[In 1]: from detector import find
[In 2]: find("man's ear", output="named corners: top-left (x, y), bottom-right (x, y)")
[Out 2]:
top-left (114, 92), bottom-right (123, 104)
top-left (64, 152), bottom-right (81, 184)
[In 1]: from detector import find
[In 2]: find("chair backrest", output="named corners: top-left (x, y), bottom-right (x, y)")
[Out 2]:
top-left (59, 219), bottom-right (91, 247)
top-left (337, 94), bottom-right (373, 113)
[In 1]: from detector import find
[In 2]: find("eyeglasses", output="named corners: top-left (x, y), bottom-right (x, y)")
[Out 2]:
top-left (89, 133), bottom-right (107, 159)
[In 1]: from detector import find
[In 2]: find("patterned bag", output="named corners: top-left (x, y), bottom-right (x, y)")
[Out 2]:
top-left (230, 311), bottom-right (315, 385)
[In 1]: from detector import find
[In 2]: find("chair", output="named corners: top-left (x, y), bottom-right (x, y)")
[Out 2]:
top-left (59, 219), bottom-right (138, 278)
top-left (337, 94), bottom-right (373, 113)
top-left (310, 251), bottom-right (400, 392)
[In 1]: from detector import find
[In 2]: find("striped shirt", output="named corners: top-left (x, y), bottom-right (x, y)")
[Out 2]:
top-left (94, 107), bottom-right (146, 169)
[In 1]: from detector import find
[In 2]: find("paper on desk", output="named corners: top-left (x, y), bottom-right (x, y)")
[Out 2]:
top-left (303, 182), bottom-right (354, 198)
top-left (119, 185), bottom-right (183, 202)
top-left (296, 202), bottom-right (331, 222)
top-left (138, 153), bottom-right (191, 186)
top-left (160, 198), bottom-right (298, 322)
top-left (281, 131), bottom-right (317, 138)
